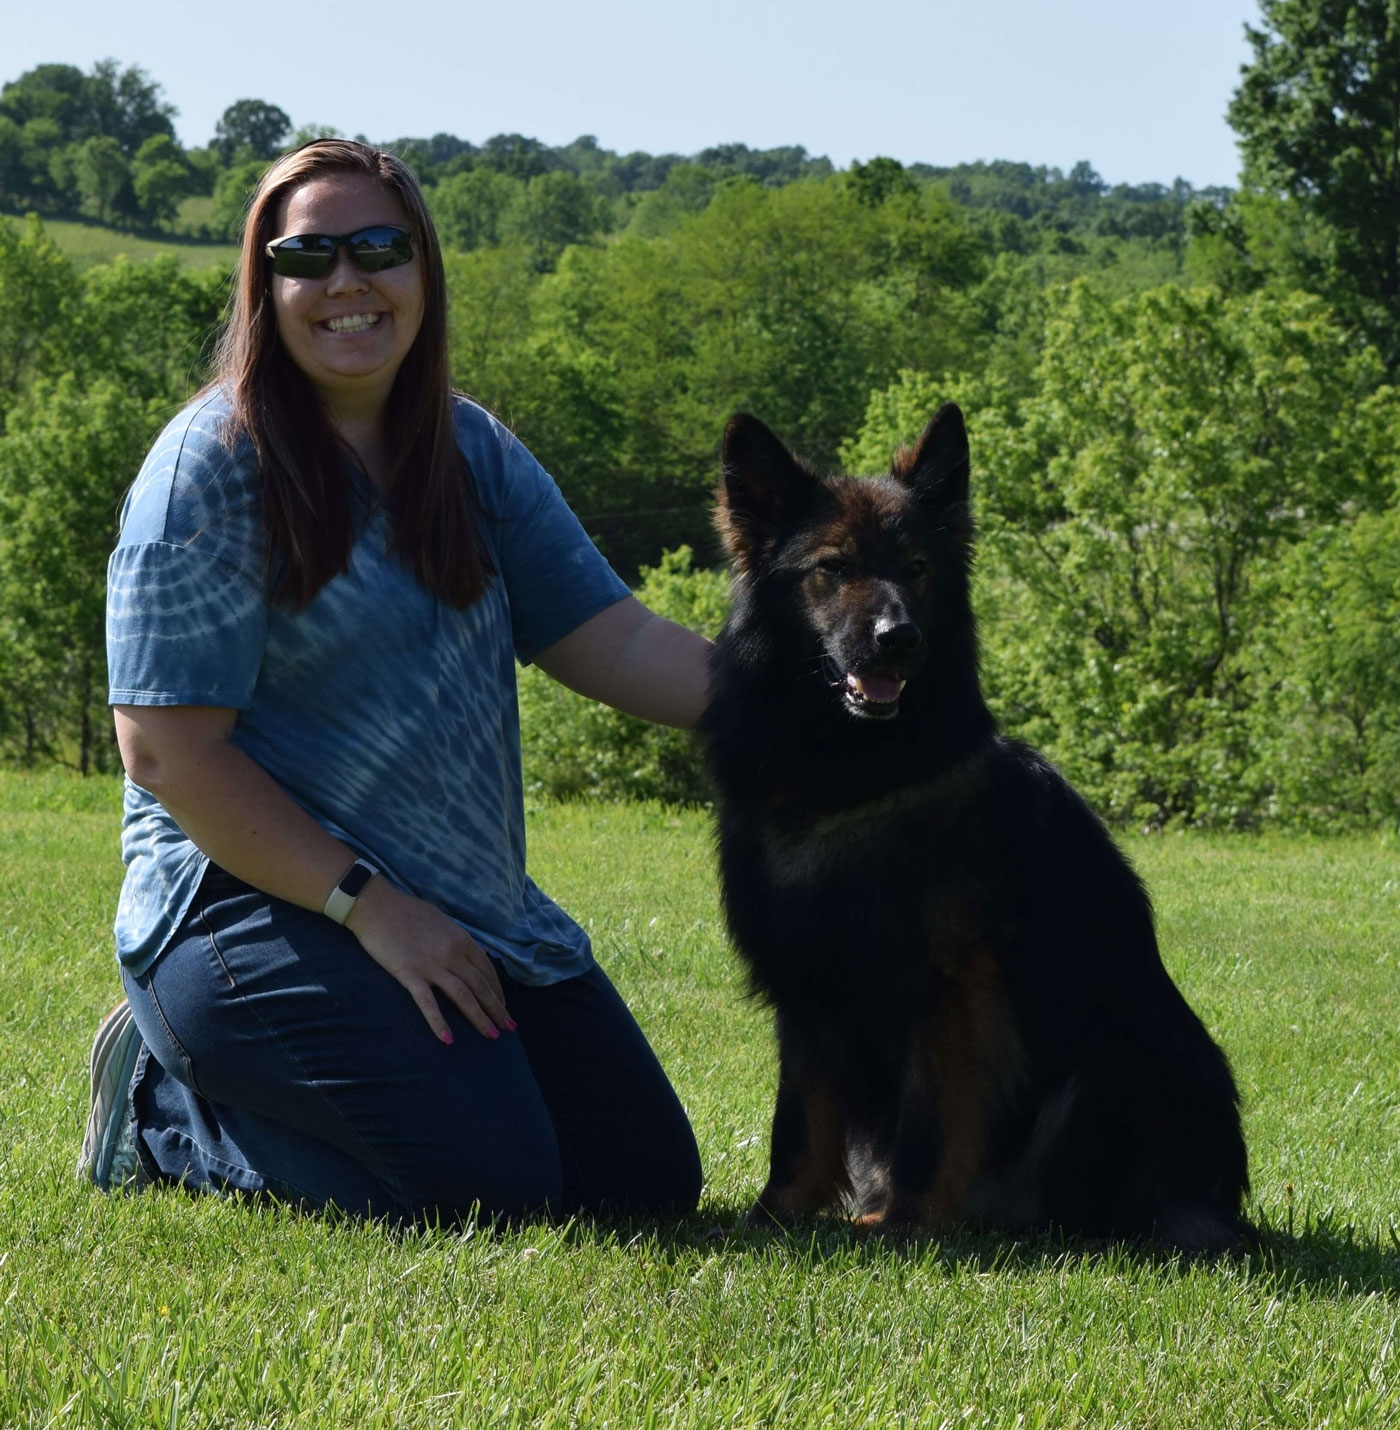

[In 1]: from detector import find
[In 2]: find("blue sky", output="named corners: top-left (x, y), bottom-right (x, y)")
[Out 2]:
top-left (9, 0), bottom-right (1261, 188)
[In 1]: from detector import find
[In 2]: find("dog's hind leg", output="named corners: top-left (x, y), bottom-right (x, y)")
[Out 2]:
top-left (747, 1067), bottom-right (852, 1226)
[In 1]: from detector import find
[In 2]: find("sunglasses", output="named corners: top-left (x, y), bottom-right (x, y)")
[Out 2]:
top-left (264, 225), bottom-right (415, 278)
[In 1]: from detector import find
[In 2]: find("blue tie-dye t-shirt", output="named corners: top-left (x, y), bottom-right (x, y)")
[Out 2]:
top-left (106, 391), bottom-right (630, 983)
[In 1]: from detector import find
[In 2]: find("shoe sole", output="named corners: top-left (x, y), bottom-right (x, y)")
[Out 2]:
top-left (77, 1001), bottom-right (142, 1187)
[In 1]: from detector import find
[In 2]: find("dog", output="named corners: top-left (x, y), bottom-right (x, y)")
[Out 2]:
top-left (698, 403), bottom-right (1251, 1252)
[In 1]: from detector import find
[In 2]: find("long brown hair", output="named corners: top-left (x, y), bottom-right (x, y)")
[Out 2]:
top-left (214, 139), bottom-right (494, 609)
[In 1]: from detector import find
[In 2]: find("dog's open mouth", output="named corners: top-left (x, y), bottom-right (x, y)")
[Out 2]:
top-left (843, 669), bottom-right (907, 719)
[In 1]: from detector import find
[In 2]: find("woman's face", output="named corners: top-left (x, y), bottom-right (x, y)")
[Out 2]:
top-left (269, 172), bottom-right (425, 419)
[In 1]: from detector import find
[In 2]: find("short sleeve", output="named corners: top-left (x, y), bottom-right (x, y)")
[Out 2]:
top-left (107, 542), bottom-right (268, 707)
top-left (457, 402), bottom-right (630, 664)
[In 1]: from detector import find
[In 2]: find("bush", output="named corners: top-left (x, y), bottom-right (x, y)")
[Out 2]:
top-left (517, 547), bottom-right (728, 803)
top-left (1249, 506), bottom-right (1400, 830)
top-left (844, 284), bottom-right (1400, 828)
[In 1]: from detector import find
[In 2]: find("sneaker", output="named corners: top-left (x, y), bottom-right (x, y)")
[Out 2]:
top-left (77, 1000), bottom-right (145, 1190)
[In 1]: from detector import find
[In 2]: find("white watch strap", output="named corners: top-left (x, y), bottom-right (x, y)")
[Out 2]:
top-left (324, 858), bottom-right (378, 924)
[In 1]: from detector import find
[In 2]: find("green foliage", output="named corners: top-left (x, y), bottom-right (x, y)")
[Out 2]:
top-left (1251, 500), bottom-right (1400, 828)
top-left (466, 175), bottom-right (985, 572)
top-left (623, 163), bottom-right (721, 238)
top-left (429, 167), bottom-right (520, 250)
top-left (1229, 0), bottom-right (1400, 368)
top-left (839, 368), bottom-right (953, 473)
top-left (518, 548), bottom-right (728, 803)
top-left (72, 134), bottom-right (129, 223)
top-left (58, 254), bottom-right (225, 400)
top-left (0, 374), bottom-right (163, 770)
top-left (212, 98), bottom-right (291, 164)
top-left (210, 157), bottom-right (270, 240)
top-left (4, 50), bottom-right (1400, 828)
top-left (0, 215), bottom-right (71, 411)
top-left (846, 155), bottom-right (917, 207)
top-left (849, 283), bottom-right (1400, 828)
top-left (130, 133), bottom-right (194, 228)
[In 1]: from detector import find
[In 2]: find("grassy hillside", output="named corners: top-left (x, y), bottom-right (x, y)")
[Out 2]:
top-left (35, 217), bottom-right (239, 273)
top-left (1, 777), bottom-right (1397, 1427)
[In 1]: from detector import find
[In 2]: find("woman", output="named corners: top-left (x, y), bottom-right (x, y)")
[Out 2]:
top-left (81, 139), bottom-right (709, 1222)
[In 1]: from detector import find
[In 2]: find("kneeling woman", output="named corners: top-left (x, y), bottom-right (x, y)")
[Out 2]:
top-left (84, 139), bottom-right (707, 1222)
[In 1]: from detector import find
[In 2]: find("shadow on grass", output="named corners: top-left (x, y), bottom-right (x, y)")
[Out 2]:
top-left (538, 1204), bottom-right (1400, 1300)
top-left (196, 1182), bottom-right (1400, 1301)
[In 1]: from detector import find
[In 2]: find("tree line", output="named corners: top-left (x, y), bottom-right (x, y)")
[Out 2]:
top-left (1, 0), bottom-right (1399, 830)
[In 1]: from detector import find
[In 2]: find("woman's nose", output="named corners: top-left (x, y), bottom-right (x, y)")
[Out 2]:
top-left (324, 247), bottom-right (369, 294)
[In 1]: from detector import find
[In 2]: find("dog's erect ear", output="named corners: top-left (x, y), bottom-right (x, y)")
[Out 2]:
top-left (716, 413), bottom-right (819, 565)
top-left (892, 403), bottom-right (970, 523)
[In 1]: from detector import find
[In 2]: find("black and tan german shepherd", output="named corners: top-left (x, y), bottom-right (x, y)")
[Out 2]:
top-left (698, 404), bottom-right (1250, 1252)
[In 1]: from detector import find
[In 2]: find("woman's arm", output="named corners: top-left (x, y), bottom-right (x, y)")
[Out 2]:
top-left (533, 596), bottom-right (712, 729)
top-left (114, 705), bottom-right (511, 1043)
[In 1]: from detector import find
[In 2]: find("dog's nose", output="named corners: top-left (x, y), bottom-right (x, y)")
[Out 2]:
top-left (874, 619), bottom-right (922, 656)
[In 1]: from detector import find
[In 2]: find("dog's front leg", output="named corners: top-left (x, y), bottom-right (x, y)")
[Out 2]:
top-left (871, 1020), bottom-right (946, 1228)
top-left (878, 955), bottom-right (1015, 1228)
top-left (746, 1061), bottom-right (851, 1226)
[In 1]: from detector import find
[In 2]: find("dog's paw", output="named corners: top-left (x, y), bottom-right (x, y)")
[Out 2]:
top-left (743, 1198), bottom-right (793, 1230)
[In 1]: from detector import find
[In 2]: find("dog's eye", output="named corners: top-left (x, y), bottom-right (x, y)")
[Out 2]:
top-left (907, 557), bottom-right (931, 580)
top-left (816, 556), bottom-right (850, 576)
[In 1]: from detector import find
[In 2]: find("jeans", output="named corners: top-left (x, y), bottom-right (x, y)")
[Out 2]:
top-left (121, 864), bottom-right (702, 1224)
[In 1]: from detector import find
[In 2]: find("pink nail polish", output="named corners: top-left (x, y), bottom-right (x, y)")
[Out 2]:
top-left (487, 1026), bottom-right (500, 1040)
top-left (440, 1029), bottom-right (454, 1046)
top-left (504, 1017), bottom-right (518, 1033)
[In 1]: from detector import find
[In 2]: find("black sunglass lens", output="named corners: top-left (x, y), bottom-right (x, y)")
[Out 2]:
top-left (269, 230), bottom-right (411, 277)
top-left (348, 228), bottom-right (413, 272)
top-left (271, 235), bottom-right (337, 277)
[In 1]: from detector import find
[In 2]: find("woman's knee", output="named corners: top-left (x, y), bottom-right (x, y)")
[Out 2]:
top-left (397, 1124), bottom-right (563, 1223)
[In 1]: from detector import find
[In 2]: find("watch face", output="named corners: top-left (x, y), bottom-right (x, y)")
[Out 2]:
top-left (339, 861), bottom-right (375, 899)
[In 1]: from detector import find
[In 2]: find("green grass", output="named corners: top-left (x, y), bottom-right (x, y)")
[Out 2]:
top-left (2, 776), bottom-right (1398, 1427)
top-left (35, 218), bottom-right (239, 273)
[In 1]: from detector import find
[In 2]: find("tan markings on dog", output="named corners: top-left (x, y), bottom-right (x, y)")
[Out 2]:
top-left (763, 1078), bottom-right (852, 1216)
top-left (922, 948), bottom-right (1021, 1223)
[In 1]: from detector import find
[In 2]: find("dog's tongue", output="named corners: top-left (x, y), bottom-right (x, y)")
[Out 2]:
top-left (847, 671), bottom-right (904, 703)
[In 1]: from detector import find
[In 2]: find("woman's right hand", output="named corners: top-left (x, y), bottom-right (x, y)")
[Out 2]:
top-left (344, 877), bottom-right (513, 1043)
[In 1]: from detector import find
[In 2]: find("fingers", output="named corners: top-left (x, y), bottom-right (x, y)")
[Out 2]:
top-left (350, 888), bottom-right (515, 1042)
top-left (460, 943), bottom-right (509, 1012)
top-left (407, 981), bottom-right (455, 1046)
top-left (438, 968), bottom-right (515, 1040)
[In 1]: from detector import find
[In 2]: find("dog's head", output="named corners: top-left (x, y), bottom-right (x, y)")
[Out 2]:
top-left (714, 404), bottom-right (974, 721)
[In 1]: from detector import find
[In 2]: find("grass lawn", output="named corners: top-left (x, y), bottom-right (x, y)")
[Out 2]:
top-left (1, 771), bottom-right (1397, 1427)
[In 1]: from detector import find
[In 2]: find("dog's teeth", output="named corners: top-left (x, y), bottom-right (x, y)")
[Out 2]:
top-left (849, 673), bottom-right (905, 703)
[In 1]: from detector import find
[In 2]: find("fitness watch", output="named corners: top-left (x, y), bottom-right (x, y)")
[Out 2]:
top-left (323, 857), bottom-right (379, 925)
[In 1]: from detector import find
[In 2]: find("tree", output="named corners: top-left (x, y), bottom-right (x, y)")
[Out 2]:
top-left (211, 158), bottom-right (271, 239)
top-left (0, 64), bottom-right (87, 135)
top-left (130, 133), bottom-right (192, 228)
top-left (73, 135), bottom-right (130, 222)
top-left (82, 60), bottom-right (178, 156)
top-left (504, 171), bottom-right (612, 270)
top-left (1251, 498), bottom-right (1400, 827)
top-left (0, 374), bottom-right (160, 771)
top-left (1229, 0), bottom-right (1400, 366)
top-left (429, 167), bottom-right (522, 250)
top-left (0, 116), bottom-right (22, 201)
top-left (846, 156), bottom-right (916, 207)
top-left (0, 215), bottom-right (72, 412)
top-left (846, 282), bottom-right (1400, 826)
top-left (61, 255), bottom-right (225, 402)
top-left (213, 99), bottom-right (292, 163)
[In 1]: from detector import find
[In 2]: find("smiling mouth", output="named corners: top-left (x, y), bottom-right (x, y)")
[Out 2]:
top-left (843, 670), bottom-right (907, 720)
top-left (322, 313), bottom-right (384, 334)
